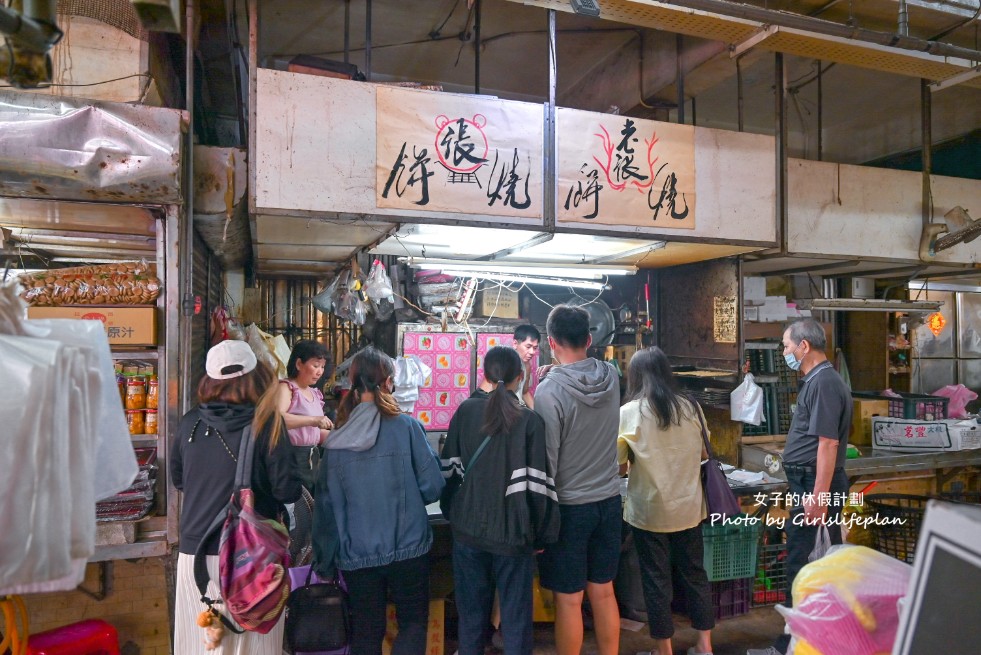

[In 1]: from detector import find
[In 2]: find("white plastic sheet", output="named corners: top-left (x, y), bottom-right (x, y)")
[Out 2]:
top-left (393, 355), bottom-right (433, 413)
top-left (0, 282), bottom-right (137, 593)
top-left (730, 372), bottom-right (764, 425)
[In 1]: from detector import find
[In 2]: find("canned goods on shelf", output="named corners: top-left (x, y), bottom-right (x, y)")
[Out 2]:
top-left (126, 409), bottom-right (145, 435)
top-left (144, 409), bottom-right (158, 435)
top-left (125, 377), bottom-right (146, 410)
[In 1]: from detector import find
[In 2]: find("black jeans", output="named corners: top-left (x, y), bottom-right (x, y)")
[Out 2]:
top-left (632, 524), bottom-right (715, 639)
top-left (773, 466), bottom-right (849, 654)
top-left (343, 554), bottom-right (431, 655)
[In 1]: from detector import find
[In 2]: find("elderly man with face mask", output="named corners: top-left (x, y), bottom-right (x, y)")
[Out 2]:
top-left (748, 318), bottom-right (852, 655)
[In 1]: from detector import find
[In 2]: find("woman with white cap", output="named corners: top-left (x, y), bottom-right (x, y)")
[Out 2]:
top-left (171, 339), bottom-right (302, 654)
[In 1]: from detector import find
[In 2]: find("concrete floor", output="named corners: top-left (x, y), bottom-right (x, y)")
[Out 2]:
top-left (538, 609), bottom-right (784, 655)
top-left (450, 606), bottom-right (787, 655)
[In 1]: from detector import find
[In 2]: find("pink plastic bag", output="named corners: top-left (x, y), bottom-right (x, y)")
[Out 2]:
top-left (930, 384), bottom-right (977, 419)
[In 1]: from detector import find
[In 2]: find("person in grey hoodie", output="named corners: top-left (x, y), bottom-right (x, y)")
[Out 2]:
top-left (534, 304), bottom-right (622, 655)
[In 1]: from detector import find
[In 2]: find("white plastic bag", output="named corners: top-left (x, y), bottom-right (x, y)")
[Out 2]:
top-left (393, 354), bottom-right (433, 412)
top-left (808, 524), bottom-right (832, 562)
top-left (730, 372), bottom-right (764, 425)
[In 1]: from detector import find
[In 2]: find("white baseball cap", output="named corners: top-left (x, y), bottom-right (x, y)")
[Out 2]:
top-left (206, 340), bottom-right (258, 380)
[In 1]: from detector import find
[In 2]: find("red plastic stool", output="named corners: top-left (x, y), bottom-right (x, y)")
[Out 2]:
top-left (26, 619), bottom-right (120, 655)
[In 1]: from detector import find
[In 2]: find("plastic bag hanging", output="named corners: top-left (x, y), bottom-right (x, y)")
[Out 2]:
top-left (312, 276), bottom-right (341, 315)
top-left (364, 260), bottom-right (395, 321)
top-left (730, 372), bottom-right (765, 425)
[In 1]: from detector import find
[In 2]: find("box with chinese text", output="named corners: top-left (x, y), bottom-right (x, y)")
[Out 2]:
top-left (871, 417), bottom-right (981, 452)
top-left (27, 306), bottom-right (157, 346)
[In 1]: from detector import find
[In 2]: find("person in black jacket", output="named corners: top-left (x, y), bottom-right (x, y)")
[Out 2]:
top-left (170, 339), bottom-right (302, 654)
top-left (440, 346), bottom-right (560, 655)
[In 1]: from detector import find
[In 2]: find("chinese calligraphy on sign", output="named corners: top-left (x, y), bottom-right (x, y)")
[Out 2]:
top-left (557, 109), bottom-right (696, 229)
top-left (376, 86), bottom-right (542, 218)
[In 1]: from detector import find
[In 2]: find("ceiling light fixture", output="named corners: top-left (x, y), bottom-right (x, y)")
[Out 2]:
top-left (798, 299), bottom-right (943, 313)
top-left (405, 258), bottom-right (636, 278)
top-left (452, 271), bottom-right (611, 291)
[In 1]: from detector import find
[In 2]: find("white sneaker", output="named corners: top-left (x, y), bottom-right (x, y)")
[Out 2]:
top-left (746, 648), bottom-right (782, 655)
top-left (687, 647), bottom-right (713, 655)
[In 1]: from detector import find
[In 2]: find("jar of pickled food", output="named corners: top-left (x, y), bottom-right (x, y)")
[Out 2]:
top-left (117, 376), bottom-right (126, 404)
top-left (144, 409), bottom-right (158, 435)
top-left (126, 409), bottom-right (145, 435)
top-left (125, 377), bottom-right (146, 410)
top-left (146, 378), bottom-right (159, 410)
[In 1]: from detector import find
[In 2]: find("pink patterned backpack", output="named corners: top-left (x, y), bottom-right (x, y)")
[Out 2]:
top-left (194, 425), bottom-right (291, 634)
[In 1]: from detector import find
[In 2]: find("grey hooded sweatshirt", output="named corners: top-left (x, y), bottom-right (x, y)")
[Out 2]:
top-left (534, 357), bottom-right (621, 505)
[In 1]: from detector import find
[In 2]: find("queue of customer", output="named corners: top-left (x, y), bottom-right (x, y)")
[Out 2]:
top-left (173, 315), bottom-right (835, 655)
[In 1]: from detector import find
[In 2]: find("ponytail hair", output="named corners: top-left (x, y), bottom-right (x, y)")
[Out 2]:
top-left (481, 346), bottom-right (523, 437)
top-left (337, 346), bottom-right (401, 426)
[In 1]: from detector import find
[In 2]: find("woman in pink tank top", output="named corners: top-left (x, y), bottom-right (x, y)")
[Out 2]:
top-left (277, 340), bottom-right (333, 490)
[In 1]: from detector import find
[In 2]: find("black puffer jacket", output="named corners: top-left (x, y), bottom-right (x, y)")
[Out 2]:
top-left (439, 390), bottom-right (560, 556)
top-left (171, 402), bottom-right (302, 555)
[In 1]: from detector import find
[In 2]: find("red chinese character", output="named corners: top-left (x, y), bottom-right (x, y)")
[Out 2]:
top-left (905, 426), bottom-right (914, 438)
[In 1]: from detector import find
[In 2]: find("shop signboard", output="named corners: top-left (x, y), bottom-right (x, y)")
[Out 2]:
top-left (557, 108), bottom-right (696, 230)
top-left (375, 86), bottom-right (543, 219)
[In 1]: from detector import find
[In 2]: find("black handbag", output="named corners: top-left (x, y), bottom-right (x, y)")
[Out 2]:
top-left (284, 567), bottom-right (350, 653)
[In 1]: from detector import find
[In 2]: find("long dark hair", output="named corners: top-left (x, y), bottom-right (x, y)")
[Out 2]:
top-left (336, 346), bottom-right (401, 426)
top-left (626, 347), bottom-right (693, 429)
top-left (481, 346), bottom-right (523, 437)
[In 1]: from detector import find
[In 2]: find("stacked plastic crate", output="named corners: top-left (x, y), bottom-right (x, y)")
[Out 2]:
top-left (744, 342), bottom-right (800, 436)
top-left (702, 518), bottom-right (763, 620)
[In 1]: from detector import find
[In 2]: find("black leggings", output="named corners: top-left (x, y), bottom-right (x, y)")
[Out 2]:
top-left (343, 554), bottom-right (431, 655)
top-left (632, 524), bottom-right (715, 639)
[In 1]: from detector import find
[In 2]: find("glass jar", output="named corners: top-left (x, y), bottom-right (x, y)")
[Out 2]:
top-left (146, 378), bottom-right (159, 410)
top-left (126, 409), bottom-right (145, 435)
top-left (125, 377), bottom-right (146, 410)
top-left (117, 375), bottom-right (126, 404)
top-left (144, 409), bottom-right (158, 435)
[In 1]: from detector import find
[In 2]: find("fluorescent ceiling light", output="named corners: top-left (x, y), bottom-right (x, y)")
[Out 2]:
top-left (450, 271), bottom-right (610, 291)
top-left (407, 258), bottom-right (636, 278)
top-left (799, 299), bottom-right (943, 313)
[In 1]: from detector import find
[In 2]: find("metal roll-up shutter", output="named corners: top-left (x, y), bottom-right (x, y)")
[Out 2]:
top-left (190, 232), bottom-right (225, 390)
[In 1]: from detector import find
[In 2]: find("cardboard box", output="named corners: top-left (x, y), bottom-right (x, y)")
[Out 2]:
top-left (613, 345), bottom-right (638, 372)
top-left (743, 277), bottom-right (766, 306)
top-left (476, 287), bottom-right (520, 319)
top-left (850, 399), bottom-right (890, 446)
top-left (758, 296), bottom-right (789, 322)
top-left (27, 306), bottom-right (157, 346)
top-left (871, 417), bottom-right (981, 452)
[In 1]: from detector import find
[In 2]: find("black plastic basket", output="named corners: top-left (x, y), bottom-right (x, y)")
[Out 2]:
top-left (852, 392), bottom-right (949, 420)
top-left (864, 494), bottom-right (929, 564)
top-left (753, 541), bottom-right (788, 607)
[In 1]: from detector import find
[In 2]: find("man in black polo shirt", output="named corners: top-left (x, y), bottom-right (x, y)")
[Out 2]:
top-left (748, 319), bottom-right (852, 655)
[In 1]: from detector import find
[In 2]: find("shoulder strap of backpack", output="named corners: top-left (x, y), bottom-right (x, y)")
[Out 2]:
top-left (234, 424), bottom-right (255, 490)
top-left (191, 424), bottom-right (255, 635)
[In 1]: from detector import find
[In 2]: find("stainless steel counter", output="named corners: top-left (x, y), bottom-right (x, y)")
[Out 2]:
top-left (845, 448), bottom-right (981, 478)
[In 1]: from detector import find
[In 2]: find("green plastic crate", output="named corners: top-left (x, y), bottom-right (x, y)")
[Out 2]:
top-left (702, 517), bottom-right (762, 582)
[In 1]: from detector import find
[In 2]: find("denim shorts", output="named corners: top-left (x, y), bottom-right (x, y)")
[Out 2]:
top-left (537, 494), bottom-right (622, 594)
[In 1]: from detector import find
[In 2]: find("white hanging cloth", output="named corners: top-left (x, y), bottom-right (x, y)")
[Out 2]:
top-left (393, 354), bottom-right (433, 413)
top-left (0, 282), bottom-right (137, 594)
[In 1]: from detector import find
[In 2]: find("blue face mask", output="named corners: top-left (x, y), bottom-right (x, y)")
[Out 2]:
top-left (784, 343), bottom-right (803, 371)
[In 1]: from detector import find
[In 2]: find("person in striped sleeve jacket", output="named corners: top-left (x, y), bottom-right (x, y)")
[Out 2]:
top-left (440, 345), bottom-right (560, 655)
